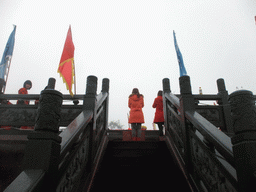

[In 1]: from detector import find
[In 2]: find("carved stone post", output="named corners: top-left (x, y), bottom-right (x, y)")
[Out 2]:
top-left (84, 76), bottom-right (97, 110)
top-left (162, 78), bottom-right (171, 133)
top-left (34, 90), bottom-right (62, 132)
top-left (22, 88), bottom-right (63, 191)
top-left (230, 90), bottom-right (256, 191)
top-left (84, 76), bottom-right (98, 171)
top-left (163, 78), bottom-right (171, 94)
top-left (179, 76), bottom-right (195, 112)
top-left (101, 78), bottom-right (109, 93)
top-left (217, 78), bottom-right (233, 135)
top-left (46, 77), bottom-right (56, 89)
top-left (179, 76), bottom-right (195, 173)
top-left (101, 78), bottom-right (109, 134)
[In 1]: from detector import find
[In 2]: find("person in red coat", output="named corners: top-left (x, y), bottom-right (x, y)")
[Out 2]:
top-left (152, 90), bottom-right (164, 136)
top-left (128, 88), bottom-right (144, 141)
top-left (17, 80), bottom-right (32, 105)
top-left (17, 80), bottom-right (34, 130)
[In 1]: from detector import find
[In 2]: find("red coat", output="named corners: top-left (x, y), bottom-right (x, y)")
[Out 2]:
top-left (128, 94), bottom-right (144, 123)
top-left (152, 96), bottom-right (164, 123)
top-left (16, 88), bottom-right (33, 130)
top-left (17, 88), bottom-right (29, 105)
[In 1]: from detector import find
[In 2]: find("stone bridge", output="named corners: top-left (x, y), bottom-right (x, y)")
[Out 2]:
top-left (0, 75), bottom-right (255, 192)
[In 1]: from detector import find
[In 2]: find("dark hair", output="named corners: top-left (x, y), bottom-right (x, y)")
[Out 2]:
top-left (129, 88), bottom-right (143, 98)
top-left (23, 80), bottom-right (32, 90)
top-left (157, 90), bottom-right (163, 96)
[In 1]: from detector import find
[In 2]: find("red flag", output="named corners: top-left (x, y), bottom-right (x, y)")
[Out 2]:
top-left (58, 25), bottom-right (75, 96)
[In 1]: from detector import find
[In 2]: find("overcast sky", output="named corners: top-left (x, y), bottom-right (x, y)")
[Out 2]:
top-left (1, 0), bottom-right (256, 129)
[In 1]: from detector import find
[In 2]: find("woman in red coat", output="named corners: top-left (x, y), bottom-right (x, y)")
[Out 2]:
top-left (152, 90), bottom-right (164, 136)
top-left (17, 80), bottom-right (34, 130)
top-left (17, 80), bottom-right (32, 105)
top-left (128, 88), bottom-right (144, 141)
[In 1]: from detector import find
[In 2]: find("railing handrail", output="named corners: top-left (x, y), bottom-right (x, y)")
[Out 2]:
top-left (165, 92), bottom-right (180, 108)
top-left (96, 92), bottom-right (108, 111)
top-left (59, 110), bottom-right (93, 160)
top-left (163, 76), bottom-right (238, 191)
top-left (185, 110), bottom-right (234, 166)
top-left (59, 91), bottom-right (109, 160)
top-left (0, 94), bottom-right (85, 100)
top-left (164, 92), bottom-right (234, 163)
top-left (174, 94), bottom-right (223, 101)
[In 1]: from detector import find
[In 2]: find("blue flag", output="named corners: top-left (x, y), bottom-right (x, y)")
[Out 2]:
top-left (173, 30), bottom-right (187, 76)
top-left (0, 25), bottom-right (16, 80)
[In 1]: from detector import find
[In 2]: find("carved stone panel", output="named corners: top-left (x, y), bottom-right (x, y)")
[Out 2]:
top-left (60, 107), bottom-right (83, 126)
top-left (0, 105), bottom-right (82, 127)
top-left (0, 106), bottom-right (37, 126)
top-left (56, 135), bottom-right (89, 192)
top-left (196, 107), bottom-right (223, 128)
top-left (190, 136), bottom-right (237, 192)
top-left (166, 103), bottom-right (184, 155)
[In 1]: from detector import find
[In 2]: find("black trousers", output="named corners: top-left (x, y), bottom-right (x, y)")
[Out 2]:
top-left (156, 122), bottom-right (164, 136)
top-left (131, 123), bottom-right (142, 138)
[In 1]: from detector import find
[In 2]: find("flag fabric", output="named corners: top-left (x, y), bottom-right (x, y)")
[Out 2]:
top-left (0, 25), bottom-right (16, 80)
top-left (58, 25), bottom-right (75, 96)
top-left (173, 30), bottom-right (187, 77)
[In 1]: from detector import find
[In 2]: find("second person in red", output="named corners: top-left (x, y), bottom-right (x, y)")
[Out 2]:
top-left (153, 90), bottom-right (164, 136)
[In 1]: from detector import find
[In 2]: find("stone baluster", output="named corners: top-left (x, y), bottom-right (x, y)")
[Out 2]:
top-left (179, 75), bottom-right (195, 172)
top-left (84, 76), bottom-right (97, 110)
top-left (21, 79), bottom-right (63, 191)
top-left (230, 90), bottom-right (256, 191)
top-left (83, 76), bottom-right (98, 171)
top-left (101, 78), bottom-right (109, 93)
top-left (101, 78), bottom-right (109, 134)
top-left (46, 77), bottom-right (56, 89)
top-left (217, 78), bottom-right (233, 135)
top-left (163, 78), bottom-right (171, 94)
top-left (162, 78), bottom-right (171, 133)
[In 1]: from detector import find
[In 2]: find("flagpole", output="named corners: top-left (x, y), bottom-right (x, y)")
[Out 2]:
top-left (73, 60), bottom-right (77, 95)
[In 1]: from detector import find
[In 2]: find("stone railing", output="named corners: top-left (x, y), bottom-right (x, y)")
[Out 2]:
top-left (0, 78), bottom-right (85, 128)
top-left (4, 75), bottom-right (109, 192)
top-left (162, 76), bottom-right (256, 191)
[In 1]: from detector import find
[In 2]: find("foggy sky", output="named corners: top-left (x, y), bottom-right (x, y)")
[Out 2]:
top-left (1, 0), bottom-right (256, 129)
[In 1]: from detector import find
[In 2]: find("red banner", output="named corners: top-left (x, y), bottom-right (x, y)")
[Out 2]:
top-left (58, 26), bottom-right (75, 96)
